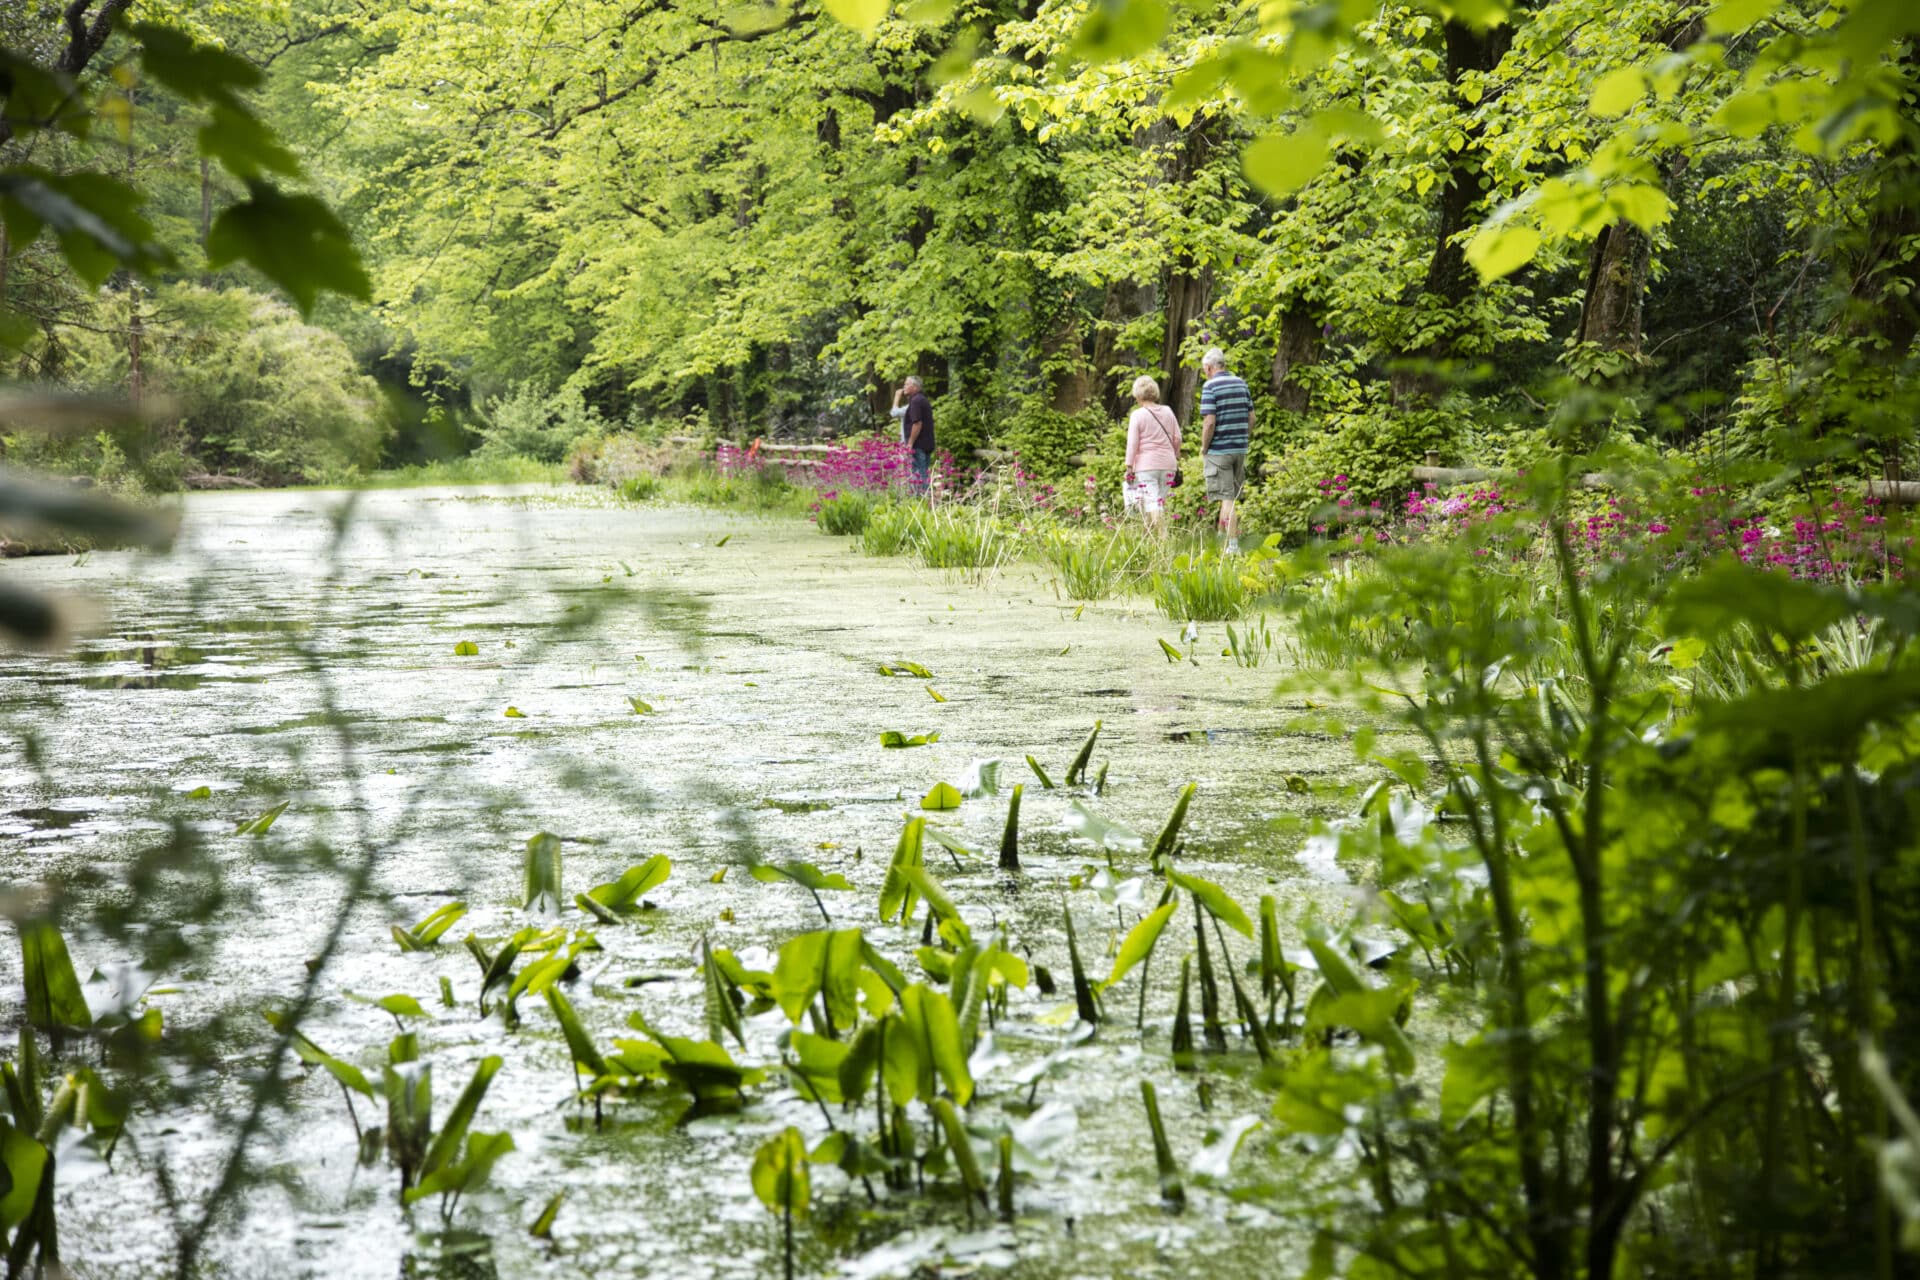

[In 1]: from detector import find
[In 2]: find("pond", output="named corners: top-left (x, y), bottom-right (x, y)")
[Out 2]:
top-left (0, 486), bottom-right (1411, 1279)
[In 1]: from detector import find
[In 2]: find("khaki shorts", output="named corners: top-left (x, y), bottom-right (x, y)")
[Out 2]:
top-left (1203, 453), bottom-right (1247, 502)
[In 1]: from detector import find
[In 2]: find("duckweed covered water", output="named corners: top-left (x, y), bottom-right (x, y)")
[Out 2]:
top-left (0, 487), bottom-right (1419, 1278)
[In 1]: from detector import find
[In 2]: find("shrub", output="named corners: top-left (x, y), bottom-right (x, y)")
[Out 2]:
top-left (996, 400), bottom-right (1107, 482)
top-left (476, 382), bottom-right (611, 463)
top-left (617, 472), bottom-right (659, 501)
top-left (814, 491), bottom-right (873, 535)
top-left (1242, 400), bottom-right (1463, 541)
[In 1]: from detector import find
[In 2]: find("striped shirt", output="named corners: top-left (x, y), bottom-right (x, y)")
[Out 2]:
top-left (1199, 371), bottom-right (1251, 455)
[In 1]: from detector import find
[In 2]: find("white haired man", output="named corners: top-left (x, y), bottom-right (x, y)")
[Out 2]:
top-left (1197, 348), bottom-right (1251, 553)
top-left (889, 376), bottom-right (935, 492)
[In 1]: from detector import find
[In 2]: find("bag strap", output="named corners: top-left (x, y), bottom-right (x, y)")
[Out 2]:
top-left (1146, 405), bottom-right (1177, 451)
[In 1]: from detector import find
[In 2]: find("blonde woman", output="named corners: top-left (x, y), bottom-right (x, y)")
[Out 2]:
top-left (1123, 374), bottom-right (1181, 525)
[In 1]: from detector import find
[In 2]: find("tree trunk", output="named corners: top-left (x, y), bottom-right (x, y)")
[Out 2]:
top-left (1574, 223), bottom-right (1652, 353)
top-left (1160, 261), bottom-right (1211, 425)
top-left (1392, 19), bottom-right (1513, 406)
top-left (1043, 304), bottom-right (1091, 414)
top-left (1091, 277), bottom-right (1154, 418)
top-left (1575, 19), bottom-right (1701, 360)
top-left (1270, 303), bottom-right (1322, 413)
top-left (200, 155), bottom-right (213, 250)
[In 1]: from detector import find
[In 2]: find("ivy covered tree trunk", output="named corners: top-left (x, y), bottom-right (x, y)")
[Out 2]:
top-left (1574, 19), bottom-right (1701, 363)
top-left (1270, 303), bottom-right (1321, 413)
top-left (1160, 261), bottom-right (1211, 423)
top-left (1574, 222), bottom-right (1652, 355)
top-left (1043, 304), bottom-right (1092, 414)
top-left (1392, 18), bottom-right (1512, 407)
top-left (1092, 277), bottom-right (1153, 418)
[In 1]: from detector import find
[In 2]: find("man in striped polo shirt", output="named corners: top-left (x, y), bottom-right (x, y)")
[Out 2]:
top-left (1198, 348), bottom-right (1251, 553)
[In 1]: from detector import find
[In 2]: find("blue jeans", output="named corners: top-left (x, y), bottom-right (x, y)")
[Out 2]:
top-left (910, 449), bottom-right (931, 491)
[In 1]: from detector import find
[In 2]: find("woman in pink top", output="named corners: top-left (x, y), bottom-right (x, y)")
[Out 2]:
top-left (1124, 374), bottom-right (1182, 525)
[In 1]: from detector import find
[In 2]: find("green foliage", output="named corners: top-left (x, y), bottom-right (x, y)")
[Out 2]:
top-left (814, 491), bottom-right (874, 536)
top-left (996, 402), bottom-right (1106, 484)
top-left (1151, 552), bottom-right (1252, 622)
top-left (861, 502), bottom-right (925, 557)
top-left (474, 383), bottom-right (613, 465)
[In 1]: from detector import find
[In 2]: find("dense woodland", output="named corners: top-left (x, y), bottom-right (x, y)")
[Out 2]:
top-left (3, 0), bottom-right (1915, 526)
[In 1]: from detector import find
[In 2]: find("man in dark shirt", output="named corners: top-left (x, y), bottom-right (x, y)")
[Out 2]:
top-left (899, 376), bottom-right (934, 492)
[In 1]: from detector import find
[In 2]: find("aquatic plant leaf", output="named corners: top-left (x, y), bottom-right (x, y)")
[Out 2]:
top-left (233, 800), bottom-right (288, 835)
top-left (751, 1126), bottom-right (811, 1220)
top-left (920, 782), bottom-right (963, 811)
top-left (861, 942), bottom-right (906, 996)
top-left (897, 865), bottom-right (964, 940)
top-left (1062, 903), bottom-right (1101, 1026)
top-left (902, 984), bottom-right (972, 1105)
top-left (773, 928), bottom-right (864, 1028)
top-left (185, 785), bottom-right (212, 799)
top-left (881, 1012), bottom-right (926, 1105)
top-left (932, 1097), bottom-right (986, 1199)
top-left (878, 660), bottom-right (933, 678)
top-left (347, 991), bottom-right (432, 1022)
top-left (927, 686), bottom-right (947, 703)
top-left (1304, 933), bottom-right (1416, 1073)
top-left (1141, 1080), bottom-right (1185, 1208)
top-left (840, 1021), bottom-right (883, 1103)
top-left (382, 1061), bottom-right (432, 1188)
top-left (421, 1055), bottom-right (503, 1179)
top-left (19, 920), bottom-right (90, 1030)
top-left (394, 901), bottom-right (468, 952)
top-left (453, 641), bottom-right (478, 656)
top-left (405, 1130), bottom-right (515, 1206)
top-left (1150, 782), bottom-right (1196, 868)
top-left (466, 935), bottom-right (522, 1010)
top-left (1172, 957), bottom-right (1195, 1071)
top-left (587, 855), bottom-right (671, 910)
top-left (545, 988), bottom-right (609, 1078)
top-left (1025, 755), bottom-right (1055, 788)
top-left (1065, 721), bottom-right (1101, 786)
top-left (628, 696), bottom-right (654, 715)
top-left (787, 1031), bottom-right (850, 1103)
top-left (1259, 895), bottom-right (1295, 1007)
top-left (508, 952), bottom-right (572, 1005)
top-left (628, 1015), bottom-right (768, 1096)
top-left (1169, 870), bottom-right (1253, 938)
top-left (999, 784), bottom-right (1023, 871)
top-left (961, 759), bottom-right (1001, 797)
top-left (529, 1189), bottom-right (565, 1239)
top-left (504, 706), bottom-right (526, 718)
top-left (1158, 637), bottom-right (1184, 662)
top-left (879, 818), bottom-right (927, 923)
top-left (879, 729), bottom-right (941, 748)
top-left (523, 832), bottom-right (563, 913)
top-left (1062, 801), bottom-right (1146, 853)
top-left (1104, 903), bottom-right (1178, 992)
top-left (921, 827), bottom-right (982, 863)
top-left (574, 894), bottom-right (621, 925)
top-left (0, 1121), bottom-right (48, 1231)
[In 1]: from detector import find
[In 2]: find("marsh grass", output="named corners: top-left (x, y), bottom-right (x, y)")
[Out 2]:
top-left (915, 507), bottom-right (1016, 582)
top-left (1041, 527), bottom-right (1147, 599)
top-left (815, 491), bottom-right (874, 536)
top-left (861, 501), bottom-right (925, 556)
top-left (1152, 552), bottom-right (1252, 622)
